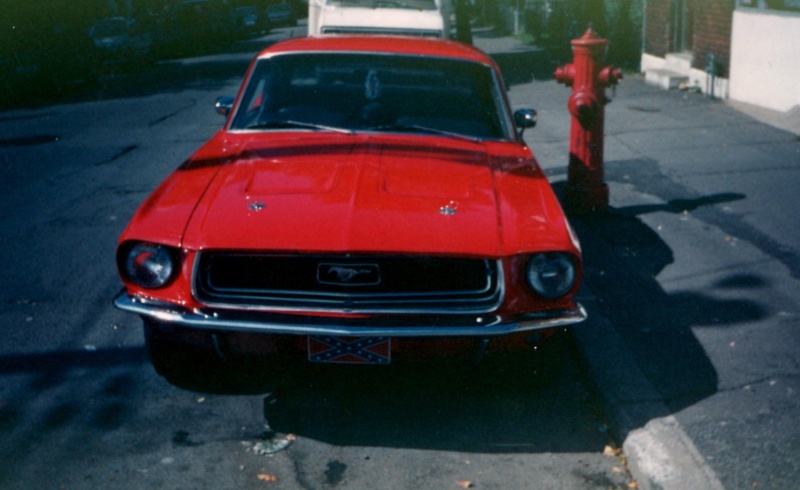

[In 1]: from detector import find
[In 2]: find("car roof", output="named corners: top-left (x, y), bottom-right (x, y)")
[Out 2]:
top-left (256, 36), bottom-right (498, 67)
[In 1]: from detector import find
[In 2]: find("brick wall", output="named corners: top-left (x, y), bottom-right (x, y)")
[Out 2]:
top-left (693, 0), bottom-right (734, 76)
top-left (645, 0), bottom-right (734, 76)
top-left (645, 0), bottom-right (672, 57)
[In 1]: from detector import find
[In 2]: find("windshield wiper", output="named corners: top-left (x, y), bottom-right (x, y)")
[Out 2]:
top-left (245, 120), bottom-right (354, 134)
top-left (368, 123), bottom-right (481, 143)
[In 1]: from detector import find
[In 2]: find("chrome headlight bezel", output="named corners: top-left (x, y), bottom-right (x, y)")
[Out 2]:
top-left (119, 241), bottom-right (179, 289)
top-left (525, 252), bottom-right (577, 299)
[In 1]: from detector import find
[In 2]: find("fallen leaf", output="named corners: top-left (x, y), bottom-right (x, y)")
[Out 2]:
top-left (603, 445), bottom-right (621, 457)
top-left (628, 480), bottom-right (638, 488)
top-left (257, 474), bottom-right (278, 482)
top-left (456, 480), bottom-right (473, 488)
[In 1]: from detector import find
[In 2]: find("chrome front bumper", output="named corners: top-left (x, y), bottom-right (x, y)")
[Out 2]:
top-left (114, 291), bottom-right (587, 338)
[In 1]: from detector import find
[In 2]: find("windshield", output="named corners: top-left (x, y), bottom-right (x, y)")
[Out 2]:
top-left (230, 53), bottom-right (513, 141)
top-left (325, 0), bottom-right (438, 10)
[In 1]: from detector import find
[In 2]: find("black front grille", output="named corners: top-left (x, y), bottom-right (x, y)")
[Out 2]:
top-left (194, 253), bottom-right (502, 313)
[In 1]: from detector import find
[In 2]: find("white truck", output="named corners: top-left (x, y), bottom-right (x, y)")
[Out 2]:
top-left (308, 0), bottom-right (451, 38)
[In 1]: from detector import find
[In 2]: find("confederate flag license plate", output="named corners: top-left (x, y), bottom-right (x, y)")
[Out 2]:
top-left (307, 336), bottom-right (391, 365)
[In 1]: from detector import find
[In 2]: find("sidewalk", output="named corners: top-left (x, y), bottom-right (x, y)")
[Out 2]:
top-left (726, 99), bottom-right (800, 137)
top-left (476, 36), bottom-right (800, 490)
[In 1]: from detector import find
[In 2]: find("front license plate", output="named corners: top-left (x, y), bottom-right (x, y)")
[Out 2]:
top-left (307, 336), bottom-right (391, 365)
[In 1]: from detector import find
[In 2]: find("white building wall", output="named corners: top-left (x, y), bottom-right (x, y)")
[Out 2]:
top-left (730, 10), bottom-right (800, 112)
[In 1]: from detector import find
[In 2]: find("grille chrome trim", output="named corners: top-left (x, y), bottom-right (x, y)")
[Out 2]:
top-left (192, 253), bottom-right (504, 315)
top-left (115, 290), bottom-right (587, 337)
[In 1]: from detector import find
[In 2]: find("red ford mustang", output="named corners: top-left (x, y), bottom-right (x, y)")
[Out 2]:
top-left (114, 35), bottom-right (586, 386)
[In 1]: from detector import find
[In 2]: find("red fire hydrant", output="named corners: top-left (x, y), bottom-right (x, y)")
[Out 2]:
top-left (554, 28), bottom-right (622, 213)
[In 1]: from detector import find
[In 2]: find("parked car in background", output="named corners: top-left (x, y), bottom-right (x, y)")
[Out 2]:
top-left (233, 5), bottom-right (262, 37)
top-left (308, 0), bottom-right (450, 37)
top-left (0, 19), bottom-right (97, 106)
top-left (156, 0), bottom-right (235, 57)
top-left (265, 1), bottom-right (295, 28)
top-left (89, 17), bottom-right (154, 62)
top-left (114, 36), bottom-right (585, 389)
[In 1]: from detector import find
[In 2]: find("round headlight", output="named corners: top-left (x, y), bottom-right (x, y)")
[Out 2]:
top-left (526, 253), bottom-right (577, 298)
top-left (123, 242), bottom-right (177, 289)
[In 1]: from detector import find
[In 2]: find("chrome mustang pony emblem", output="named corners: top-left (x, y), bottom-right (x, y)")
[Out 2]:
top-left (317, 263), bottom-right (381, 286)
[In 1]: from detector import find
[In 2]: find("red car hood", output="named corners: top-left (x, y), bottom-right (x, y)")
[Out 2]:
top-left (177, 133), bottom-right (567, 257)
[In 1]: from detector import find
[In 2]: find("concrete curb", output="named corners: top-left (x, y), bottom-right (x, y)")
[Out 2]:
top-left (572, 290), bottom-right (726, 490)
top-left (625, 417), bottom-right (725, 490)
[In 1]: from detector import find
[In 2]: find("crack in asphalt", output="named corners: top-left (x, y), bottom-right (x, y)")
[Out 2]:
top-left (93, 144), bottom-right (139, 167)
top-left (148, 101), bottom-right (197, 127)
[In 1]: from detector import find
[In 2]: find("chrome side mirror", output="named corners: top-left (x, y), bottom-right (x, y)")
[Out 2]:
top-left (514, 108), bottom-right (537, 137)
top-left (215, 96), bottom-right (235, 117)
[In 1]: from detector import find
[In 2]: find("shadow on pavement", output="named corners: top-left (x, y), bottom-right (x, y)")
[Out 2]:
top-left (260, 335), bottom-right (614, 454)
top-left (132, 327), bottom-right (616, 454)
top-left (0, 347), bottom-right (149, 443)
top-left (556, 158), bottom-right (766, 417)
top-left (0, 338), bottom-right (616, 456)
